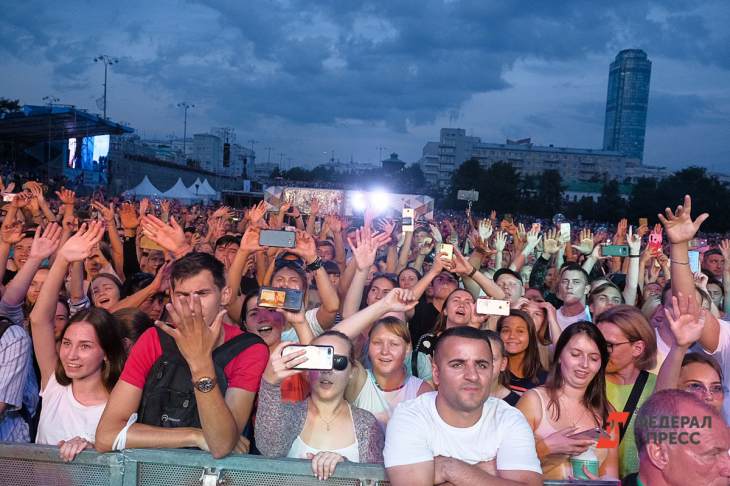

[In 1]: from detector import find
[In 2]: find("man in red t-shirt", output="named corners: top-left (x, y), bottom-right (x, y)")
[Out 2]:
top-left (96, 252), bottom-right (268, 458)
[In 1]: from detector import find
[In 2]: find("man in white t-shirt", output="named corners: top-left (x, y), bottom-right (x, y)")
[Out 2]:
top-left (384, 326), bottom-right (542, 486)
top-left (556, 263), bottom-right (591, 331)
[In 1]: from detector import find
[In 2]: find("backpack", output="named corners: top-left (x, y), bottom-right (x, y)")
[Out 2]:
top-left (137, 327), bottom-right (263, 428)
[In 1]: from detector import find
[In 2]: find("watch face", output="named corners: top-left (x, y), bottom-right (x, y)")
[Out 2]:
top-left (195, 377), bottom-right (215, 393)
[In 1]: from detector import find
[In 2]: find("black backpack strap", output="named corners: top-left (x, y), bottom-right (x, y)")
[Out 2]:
top-left (212, 332), bottom-right (265, 368)
top-left (155, 326), bottom-right (180, 355)
top-left (620, 370), bottom-right (650, 444)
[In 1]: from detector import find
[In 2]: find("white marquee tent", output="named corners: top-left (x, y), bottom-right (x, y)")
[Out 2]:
top-left (123, 176), bottom-right (163, 198)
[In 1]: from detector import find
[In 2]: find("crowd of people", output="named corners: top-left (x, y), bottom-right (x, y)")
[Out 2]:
top-left (0, 176), bottom-right (728, 485)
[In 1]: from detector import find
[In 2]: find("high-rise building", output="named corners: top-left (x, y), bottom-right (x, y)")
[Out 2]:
top-left (602, 49), bottom-right (652, 160)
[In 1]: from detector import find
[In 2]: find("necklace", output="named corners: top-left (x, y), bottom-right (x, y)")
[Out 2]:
top-left (373, 372), bottom-right (406, 392)
top-left (312, 401), bottom-right (345, 432)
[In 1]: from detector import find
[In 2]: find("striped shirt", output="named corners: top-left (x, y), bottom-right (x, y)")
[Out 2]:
top-left (0, 324), bottom-right (38, 442)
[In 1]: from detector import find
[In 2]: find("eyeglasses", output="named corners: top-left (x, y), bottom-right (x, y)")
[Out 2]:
top-left (333, 354), bottom-right (349, 371)
top-left (605, 340), bottom-right (635, 353)
top-left (684, 383), bottom-right (727, 397)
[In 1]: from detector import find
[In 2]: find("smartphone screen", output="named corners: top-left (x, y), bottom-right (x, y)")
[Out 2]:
top-left (688, 250), bottom-right (700, 273)
top-left (601, 245), bottom-right (630, 257)
top-left (560, 223), bottom-right (571, 240)
top-left (282, 344), bottom-right (334, 370)
top-left (438, 243), bottom-right (454, 261)
top-left (258, 286), bottom-right (304, 311)
top-left (259, 229), bottom-right (296, 248)
top-left (476, 298), bottom-right (510, 316)
top-left (2, 194), bottom-right (15, 202)
top-left (402, 208), bottom-right (414, 233)
top-left (649, 233), bottom-right (662, 252)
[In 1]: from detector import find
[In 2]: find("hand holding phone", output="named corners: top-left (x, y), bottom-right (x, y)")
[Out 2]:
top-left (259, 229), bottom-right (296, 248)
top-left (282, 345), bottom-right (334, 370)
top-left (258, 286), bottom-right (304, 311)
top-left (438, 243), bottom-right (454, 261)
top-left (476, 298), bottom-right (510, 316)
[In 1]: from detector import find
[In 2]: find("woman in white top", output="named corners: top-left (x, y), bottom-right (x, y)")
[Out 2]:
top-left (29, 222), bottom-right (126, 461)
top-left (345, 316), bottom-right (432, 431)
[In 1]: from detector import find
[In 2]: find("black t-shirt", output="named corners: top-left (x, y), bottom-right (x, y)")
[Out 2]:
top-left (2, 269), bottom-right (16, 285)
top-left (408, 299), bottom-right (440, 347)
top-left (508, 369), bottom-right (548, 395)
top-left (503, 390), bottom-right (522, 407)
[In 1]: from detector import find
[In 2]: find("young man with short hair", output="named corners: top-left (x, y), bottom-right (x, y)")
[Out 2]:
top-left (384, 326), bottom-right (542, 486)
top-left (95, 252), bottom-right (268, 458)
top-left (556, 263), bottom-right (591, 331)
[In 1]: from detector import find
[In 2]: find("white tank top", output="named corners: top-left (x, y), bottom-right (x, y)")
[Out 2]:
top-left (353, 370), bottom-right (423, 432)
top-left (287, 404), bottom-right (360, 462)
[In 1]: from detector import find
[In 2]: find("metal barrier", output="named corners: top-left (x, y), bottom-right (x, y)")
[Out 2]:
top-left (0, 443), bottom-right (620, 486)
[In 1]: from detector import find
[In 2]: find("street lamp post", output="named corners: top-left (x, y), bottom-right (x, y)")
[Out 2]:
top-left (177, 102), bottom-right (195, 161)
top-left (93, 55), bottom-right (119, 119)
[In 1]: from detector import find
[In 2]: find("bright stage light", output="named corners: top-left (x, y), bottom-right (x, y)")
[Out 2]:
top-left (351, 191), bottom-right (367, 212)
top-left (368, 189), bottom-right (390, 213)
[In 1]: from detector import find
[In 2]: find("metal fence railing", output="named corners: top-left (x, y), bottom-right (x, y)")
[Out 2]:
top-left (0, 443), bottom-right (620, 486)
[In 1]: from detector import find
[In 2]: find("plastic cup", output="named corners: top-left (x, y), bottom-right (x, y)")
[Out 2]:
top-left (570, 457), bottom-right (599, 480)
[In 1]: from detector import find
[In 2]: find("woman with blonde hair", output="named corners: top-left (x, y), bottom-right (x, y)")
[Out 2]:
top-left (595, 305), bottom-right (657, 479)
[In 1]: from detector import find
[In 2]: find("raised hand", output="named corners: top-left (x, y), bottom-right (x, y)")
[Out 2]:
top-left (324, 215), bottom-right (343, 234)
top-left (478, 218), bottom-right (493, 241)
top-left (139, 198), bottom-right (150, 217)
top-left (158, 294), bottom-right (226, 365)
top-left (523, 223), bottom-right (542, 252)
top-left (1, 220), bottom-right (24, 245)
top-left (627, 225), bottom-right (641, 255)
top-left (119, 202), bottom-right (139, 230)
top-left (29, 223), bottom-right (63, 260)
top-left (664, 292), bottom-right (705, 348)
top-left (429, 223), bottom-right (443, 244)
top-left (693, 272), bottom-right (708, 291)
top-left (447, 247), bottom-right (475, 276)
top-left (160, 199), bottom-right (171, 216)
top-left (309, 198), bottom-right (320, 216)
top-left (658, 195), bottom-right (708, 245)
top-left (10, 191), bottom-right (31, 209)
top-left (246, 201), bottom-right (266, 226)
top-left (0, 176), bottom-right (15, 195)
top-left (58, 222), bottom-right (105, 262)
top-left (382, 287), bottom-right (419, 312)
top-left (91, 201), bottom-right (115, 223)
top-left (289, 229), bottom-right (317, 264)
top-left (347, 227), bottom-right (378, 271)
top-left (140, 215), bottom-right (189, 257)
top-left (25, 181), bottom-right (46, 203)
top-left (614, 218), bottom-right (628, 245)
top-left (494, 231), bottom-right (507, 252)
top-left (239, 226), bottom-right (264, 253)
top-left (543, 228), bottom-right (560, 255)
top-left (263, 341), bottom-right (306, 385)
top-left (572, 228), bottom-right (594, 255)
top-left (55, 187), bottom-right (76, 206)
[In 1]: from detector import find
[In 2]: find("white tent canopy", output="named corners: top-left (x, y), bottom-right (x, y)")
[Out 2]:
top-left (123, 176), bottom-right (163, 197)
top-left (186, 177), bottom-right (203, 194)
top-left (199, 179), bottom-right (219, 199)
top-left (162, 178), bottom-right (199, 201)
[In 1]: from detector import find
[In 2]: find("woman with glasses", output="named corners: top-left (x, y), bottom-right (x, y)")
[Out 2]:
top-left (517, 322), bottom-right (619, 480)
top-left (657, 293), bottom-right (726, 414)
top-left (256, 330), bottom-right (384, 481)
top-left (595, 305), bottom-right (657, 480)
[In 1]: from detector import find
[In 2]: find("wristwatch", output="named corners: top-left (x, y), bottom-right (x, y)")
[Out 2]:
top-left (192, 376), bottom-right (217, 393)
top-left (306, 256), bottom-right (324, 272)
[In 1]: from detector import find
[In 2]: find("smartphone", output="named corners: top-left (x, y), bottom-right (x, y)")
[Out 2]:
top-left (688, 250), bottom-right (700, 273)
top-left (476, 298), bottom-right (510, 316)
top-left (438, 243), bottom-right (454, 261)
top-left (140, 235), bottom-right (164, 251)
top-left (402, 208), bottom-right (414, 233)
top-left (649, 233), bottom-right (662, 252)
top-left (560, 223), bottom-right (571, 240)
top-left (282, 344), bottom-right (334, 370)
top-left (569, 427), bottom-right (605, 441)
top-left (601, 244), bottom-right (630, 257)
top-left (2, 194), bottom-right (15, 202)
top-left (259, 229), bottom-right (296, 248)
top-left (639, 218), bottom-right (648, 228)
top-left (258, 286), bottom-right (304, 311)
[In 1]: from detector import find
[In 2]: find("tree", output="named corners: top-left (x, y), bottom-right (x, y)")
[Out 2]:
top-left (627, 177), bottom-right (660, 223)
top-left (596, 180), bottom-right (626, 222)
top-left (535, 170), bottom-right (564, 217)
top-left (0, 98), bottom-right (21, 114)
top-left (480, 162), bottom-right (521, 213)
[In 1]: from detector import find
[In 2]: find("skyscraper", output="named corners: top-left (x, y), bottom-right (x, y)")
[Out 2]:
top-left (602, 49), bottom-right (652, 160)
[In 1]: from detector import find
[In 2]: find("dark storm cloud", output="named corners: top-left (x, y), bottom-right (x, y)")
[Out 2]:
top-left (0, 0), bottom-right (728, 166)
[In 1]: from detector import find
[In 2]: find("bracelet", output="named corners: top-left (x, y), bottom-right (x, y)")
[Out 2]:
top-left (467, 266), bottom-right (477, 278)
top-left (306, 256), bottom-right (324, 272)
top-left (670, 260), bottom-right (689, 265)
